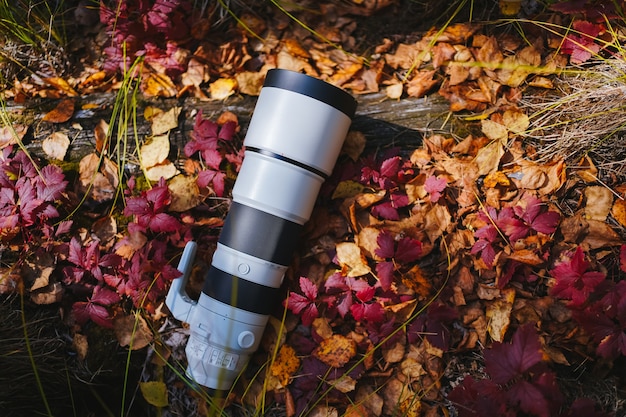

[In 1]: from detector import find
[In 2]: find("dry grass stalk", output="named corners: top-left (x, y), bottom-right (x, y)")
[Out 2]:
top-left (521, 59), bottom-right (626, 175)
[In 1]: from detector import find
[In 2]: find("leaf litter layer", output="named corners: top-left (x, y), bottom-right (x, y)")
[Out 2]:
top-left (2, 1), bottom-right (626, 416)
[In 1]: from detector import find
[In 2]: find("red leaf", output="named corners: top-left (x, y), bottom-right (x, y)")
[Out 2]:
top-left (620, 244), bottom-right (626, 273)
top-left (149, 212), bottom-right (181, 232)
top-left (484, 324), bottom-right (542, 385)
top-left (72, 300), bottom-right (113, 328)
top-left (506, 380), bottom-right (550, 417)
top-left (91, 286), bottom-right (120, 306)
top-left (375, 230), bottom-right (396, 259)
top-left (379, 156), bottom-right (402, 178)
top-left (376, 261), bottom-right (394, 291)
top-left (424, 175), bottom-right (447, 202)
top-left (284, 277), bottom-right (319, 326)
top-left (549, 247), bottom-right (605, 307)
top-left (395, 237), bottom-right (422, 263)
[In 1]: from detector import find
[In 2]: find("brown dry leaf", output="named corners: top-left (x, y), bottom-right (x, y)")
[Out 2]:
top-left (383, 340), bottom-right (406, 363)
top-left (150, 106), bottom-right (181, 135)
top-left (115, 229), bottom-right (148, 259)
top-left (140, 135), bottom-right (170, 169)
top-left (168, 174), bottom-right (200, 212)
top-left (502, 108), bottom-right (529, 134)
top-left (474, 140), bottom-right (504, 176)
top-left (308, 406), bottom-right (338, 417)
top-left (328, 375), bottom-right (358, 393)
top-left (584, 186), bottom-right (613, 221)
top-left (209, 78), bottom-right (237, 100)
top-left (139, 381), bottom-right (168, 408)
top-left (344, 403), bottom-right (372, 417)
top-left (145, 161), bottom-right (179, 181)
top-left (475, 36), bottom-right (503, 66)
top-left (355, 385), bottom-right (384, 417)
top-left (342, 131), bottom-right (367, 162)
top-left (335, 242), bottom-right (372, 277)
top-left (509, 159), bottom-right (565, 195)
top-left (424, 22), bottom-right (480, 43)
top-left (432, 42), bottom-right (456, 69)
top-left (406, 70), bottom-right (439, 98)
top-left (72, 333), bottom-right (88, 361)
top-left (0, 268), bottom-right (20, 294)
top-left (114, 313), bottom-right (153, 350)
top-left (486, 287), bottom-right (515, 342)
top-left (30, 282), bottom-right (64, 305)
top-left (312, 317), bottom-right (334, 340)
top-left (42, 98), bottom-right (75, 123)
top-left (181, 58), bottom-right (207, 87)
top-left (94, 119), bottom-right (109, 154)
top-left (573, 155), bottom-right (598, 183)
top-left (385, 43), bottom-right (422, 70)
top-left (400, 357), bottom-right (426, 379)
top-left (277, 50), bottom-right (317, 76)
top-left (313, 334), bottom-right (357, 368)
top-left (42, 131), bottom-right (70, 160)
top-left (0, 124), bottom-right (27, 149)
top-left (481, 118), bottom-right (508, 141)
top-left (383, 377), bottom-right (419, 417)
top-left (236, 71), bottom-right (266, 96)
top-left (356, 226), bottom-right (383, 260)
top-left (269, 344), bottom-right (301, 387)
top-left (560, 213), bottom-right (623, 249)
top-left (528, 76), bottom-right (554, 89)
top-left (611, 199), bottom-right (626, 227)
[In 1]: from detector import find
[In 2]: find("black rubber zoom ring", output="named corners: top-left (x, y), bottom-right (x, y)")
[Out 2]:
top-left (245, 146), bottom-right (328, 179)
top-left (218, 202), bottom-right (302, 266)
top-left (264, 69), bottom-right (357, 118)
top-left (202, 266), bottom-right (282, 315)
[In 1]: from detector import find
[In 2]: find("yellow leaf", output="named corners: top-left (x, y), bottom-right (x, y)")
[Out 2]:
top-left (332, 180), bottom-right (364, 199)
top-left (313, 334), bottom-right (357, 368)
top-left (335, 242), bottom-right (372, 277)
top-left (139, 381), bottom-right (168, 408)
top-left (484, 171), bottom-right (511, 188)
top-left (611, 199), bottom-right (626, 227)
top-left (209, 78), bottom-right (237, 100)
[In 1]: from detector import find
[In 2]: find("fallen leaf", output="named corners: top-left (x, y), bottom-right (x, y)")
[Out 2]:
top-left (235, 71), bottom-right (265, 96)
top-left (181, 58), bottom-right (207, 87)
top-left (333, 180), bottom-right (365, 200)
top-left (94, 119), bottom-right (109, 154)
top-left (150, 106), bottom-right (181, 135)
top-left (30, 283), bottom-right (64, 305)
top-left (0, 124), bottom-right (27, 149)
top-left (269, 344), bottom-right (301, 387)
top-left (486, 287), bottom-right (515, 342)
top-left (335, 242), bottom-right (372, 277)
top-left (584, 186), bottom-right (613, 221)
top-left (406, 70), bottom-right (438, 98)
top-left (474, 140), bottom-right (504, 176)
top-left (42, 98), bottom-right (75, 123)
top-left (42, 131), bottom-right (70, 160)
top-left (168, 174), bottom-right (200, 212)
top-left (328, 375), bottom-right (358, 393)
top-left (481, 118), bottom-right (508, 141)
top-left (342, 131), bottom-right (367, 162)
top-left (385, 81), bottom-right (404, 99)
top-left (356, 385), bottom-right (384, 417)
top-left (209, 78), bottom-right (237, 100)
top-left (145, 161), bottom-right (179, 181)
top-left (72, 332), bottom-right (88, 361)
top-left (143, 72), bottom-right (177, 98)
top-left (611, 199), bottom-right (626, 227)
top-left (140, 381), bottom-right (168, 407)
top-left (43, 77), bottom-right (78, 96)
top-left (113, 313), bottom-right (153, 350)
top-left (140, 134), bottom-right (170, 168)
top-left (313, 334), bottom-right (357, 368)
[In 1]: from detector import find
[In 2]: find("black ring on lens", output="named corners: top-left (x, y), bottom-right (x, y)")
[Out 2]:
top-left (263, 69), bottom-right (357, 118)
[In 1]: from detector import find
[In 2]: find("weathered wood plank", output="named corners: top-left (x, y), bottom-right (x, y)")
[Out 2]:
top-left (10, 91), bottom-right (453, 164)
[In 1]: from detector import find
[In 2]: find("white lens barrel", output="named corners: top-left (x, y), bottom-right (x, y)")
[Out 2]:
top-left (190, 69), bottom-right (356, 393)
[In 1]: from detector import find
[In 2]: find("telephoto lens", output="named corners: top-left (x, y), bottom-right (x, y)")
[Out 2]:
top-left (166, 68), bottom-right (357, 393)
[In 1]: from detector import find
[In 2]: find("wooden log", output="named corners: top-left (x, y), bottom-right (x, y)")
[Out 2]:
top-left (11, 91), bottom-right (454, 165)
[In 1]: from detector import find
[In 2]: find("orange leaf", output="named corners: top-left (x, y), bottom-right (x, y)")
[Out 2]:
top-left (270, 344), bottom-right (301, 387)
top-left (42, 98), bottom-right (75, 123)
top-left (313, 334), bottom-right (357, 368)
